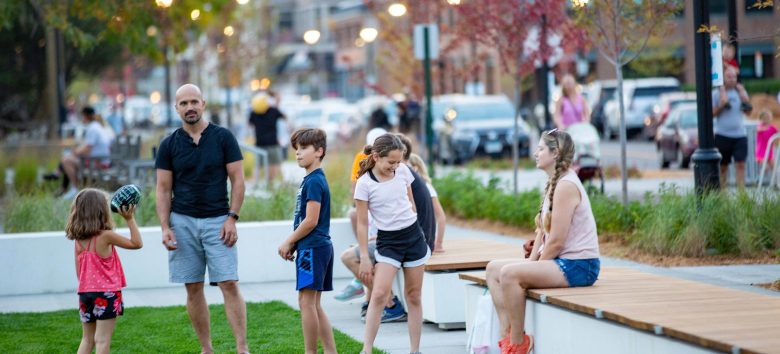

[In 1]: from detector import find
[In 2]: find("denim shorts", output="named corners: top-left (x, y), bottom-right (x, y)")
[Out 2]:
top-left (554, 258), bottom-right (600, 287)
top-left (168, 212), bottom-right (238, 284)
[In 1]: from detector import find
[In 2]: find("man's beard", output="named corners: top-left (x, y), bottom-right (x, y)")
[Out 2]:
top-left (183, 111), bottom-right (201, 125)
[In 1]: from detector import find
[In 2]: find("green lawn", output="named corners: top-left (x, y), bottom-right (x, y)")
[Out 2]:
top-left (0, 301), bottom-right (382, 353)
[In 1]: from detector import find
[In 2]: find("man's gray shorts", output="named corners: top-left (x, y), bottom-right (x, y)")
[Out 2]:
top-left (353, 240), bottom-right (377, 264)
top-left (258, 145), bottom-right (285, 165)
top-left (169, 212), bottom-right (238, 284)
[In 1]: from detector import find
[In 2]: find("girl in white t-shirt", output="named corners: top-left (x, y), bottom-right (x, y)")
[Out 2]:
top-left (354, 133), bottom-right (429, 354)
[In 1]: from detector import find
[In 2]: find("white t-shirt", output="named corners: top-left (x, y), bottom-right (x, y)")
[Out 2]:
top-left (426, 182), bottom-right (438, 198)
top-left (354, 163), bottom-right (417, 231)
top-left (84, 121), bottom-right (112, 158)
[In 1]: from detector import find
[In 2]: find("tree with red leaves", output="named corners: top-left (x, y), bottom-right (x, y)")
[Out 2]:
top-left (451, 0), bottom-right (587, 193)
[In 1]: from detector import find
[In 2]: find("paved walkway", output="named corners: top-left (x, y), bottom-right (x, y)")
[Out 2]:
top-left (1, 224), bottom-right (778, 354)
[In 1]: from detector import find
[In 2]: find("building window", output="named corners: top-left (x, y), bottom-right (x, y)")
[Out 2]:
top-left (710, 0), bottom-right (727, 15)
top-left (745, 0), bottom-right (773, 14)
top-left (279, 11), bottom-right (293, 30)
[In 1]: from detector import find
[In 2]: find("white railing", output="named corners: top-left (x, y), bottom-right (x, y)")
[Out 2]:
top-left (239, 143), bottom-right (270, 190)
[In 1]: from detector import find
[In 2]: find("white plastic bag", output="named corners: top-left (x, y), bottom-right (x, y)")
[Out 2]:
top-left (467, 290), bottom-right (501, 354)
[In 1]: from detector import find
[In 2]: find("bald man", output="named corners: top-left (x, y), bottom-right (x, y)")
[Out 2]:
top-left (155, 84), bottom-right (248, 354)
top-left (713, 67), bottom-right (751, 189)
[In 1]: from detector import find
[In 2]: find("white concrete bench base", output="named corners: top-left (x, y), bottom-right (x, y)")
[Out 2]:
top-left (464, 284), bottom-right (718, 354)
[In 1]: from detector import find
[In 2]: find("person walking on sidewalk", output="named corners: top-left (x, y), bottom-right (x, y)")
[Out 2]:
top-left (553, 74), bottom-right (590, 130)
top-left (155, 84), bottom-right (249, 354)
top-left (486, 129), bottom-right (600, 354)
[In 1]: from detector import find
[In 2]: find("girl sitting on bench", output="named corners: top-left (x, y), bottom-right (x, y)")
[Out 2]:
top-left (486, 128), bottom-right (601, 354)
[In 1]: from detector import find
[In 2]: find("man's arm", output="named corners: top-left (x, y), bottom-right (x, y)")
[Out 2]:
top-left (156, 169), bottom-right (177, 250)
top-left (226, 160), bottom-right (245, 215)
top-left (221, 160), bottom-right (245, 247)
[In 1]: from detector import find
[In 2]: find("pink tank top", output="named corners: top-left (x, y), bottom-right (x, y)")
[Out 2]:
top-left (560, 94), bottom-right (586, 128)
top-left (540, 170), bottom-right (600, 259)
top-left (76, 235), bottom-right (127, 293)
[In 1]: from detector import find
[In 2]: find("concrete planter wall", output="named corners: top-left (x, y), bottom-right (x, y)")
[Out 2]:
top-left (0, 218), bottom-right (355, 296)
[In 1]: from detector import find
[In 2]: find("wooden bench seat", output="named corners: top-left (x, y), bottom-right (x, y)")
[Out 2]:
top-left (420, 238), bottom-right (524, 329)
top-left (459, 267), bottom-right (780, 354)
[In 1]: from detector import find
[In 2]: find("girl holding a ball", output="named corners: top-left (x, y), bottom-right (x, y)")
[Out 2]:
top-left (65, 188), bottom-right (143, 354)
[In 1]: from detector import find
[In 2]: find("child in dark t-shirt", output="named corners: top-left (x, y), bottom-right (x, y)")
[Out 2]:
top-left (277, 128), bottom-right (336, 354)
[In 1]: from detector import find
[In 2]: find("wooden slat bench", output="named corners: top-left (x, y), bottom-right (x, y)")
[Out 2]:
top-left (459, 267), bottom-right (780, 354)
top-left (420, 238), bottom-right (524, 329)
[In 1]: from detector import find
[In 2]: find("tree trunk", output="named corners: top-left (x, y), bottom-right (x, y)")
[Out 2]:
top-left (512, 76), bottom-right (522, 195)
top-left (45, 27), bottom-right (58, 140)
top-left (616, 63), bottom-right (628, 205)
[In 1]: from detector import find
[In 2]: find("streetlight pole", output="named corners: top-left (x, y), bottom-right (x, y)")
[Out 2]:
top-left (360, 27), bottom-right (378, 95)
top-left (303, 29), bottom-right (322, 99)
top-left (540, 14), bottom-right (552, 130)
top-left (155, 0), bottom-right (173, 127)
top-left (164, 45), bottom-right (173, 126)
top-left (691, 0), bottom-right (721, 195)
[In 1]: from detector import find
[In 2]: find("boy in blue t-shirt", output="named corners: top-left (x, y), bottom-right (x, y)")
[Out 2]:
top-left (278, 128), bottom-right (336, 354)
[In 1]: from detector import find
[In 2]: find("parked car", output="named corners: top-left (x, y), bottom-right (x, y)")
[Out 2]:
top-left (656, 103), bottom-right (698, 169)
top-left (432, 94), bottom-right (532, 164)
top-left (644, 92), bottom-right (696, 140)
top-left (290, 101), bottom-right (360, 143)
top-left (603, 77), bottom-right (681, 139)
top-left (585, 80), bottom-right (617, 137)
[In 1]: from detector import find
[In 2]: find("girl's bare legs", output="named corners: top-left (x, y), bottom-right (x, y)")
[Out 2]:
top-left (77, 322), bottom-right (96, 354)
top-left (94, 318), bottom-right (117, 354)
top-left (361, 263), bottom-right (398, 354)
top-left (485, 259), bottom-right (526, 337)
top-left (500, 261), bottom-right (568, 344)
top-left (402, 265), bottom-right (425, 353)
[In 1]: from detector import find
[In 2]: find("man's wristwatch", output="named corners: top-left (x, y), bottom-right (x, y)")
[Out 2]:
top-left (227, 211), bottom-right (239, 221)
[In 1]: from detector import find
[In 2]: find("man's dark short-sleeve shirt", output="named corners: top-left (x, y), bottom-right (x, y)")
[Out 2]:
top-left (156, 123), bottom-right (243, 218)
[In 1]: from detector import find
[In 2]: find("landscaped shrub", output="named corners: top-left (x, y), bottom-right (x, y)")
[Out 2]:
top-left (633, 189), bottom-right (780, 257)
top-left (434, 172), bottom-right (779, 258)
top-left (0, 158), bottom-right (6, 197)
top-left (12, 157), bottom-right (39, 195)
top-left (4, 194), bottom-right (71, 233)
top-left (433, 172), bottom-right (539, 230)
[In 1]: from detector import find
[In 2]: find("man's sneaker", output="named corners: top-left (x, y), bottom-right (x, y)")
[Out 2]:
top-left (380, 297), bottom-right (407, 323)
top-left (360, 301), bottom-right (369, 322)
top-left (334, 279), bottom-right (365, 301)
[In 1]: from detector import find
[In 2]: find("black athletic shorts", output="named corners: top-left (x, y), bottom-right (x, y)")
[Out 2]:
top-left (715, 134), bottom-right (748, 165)
top-left (375, 223), bottom-right (430, 268)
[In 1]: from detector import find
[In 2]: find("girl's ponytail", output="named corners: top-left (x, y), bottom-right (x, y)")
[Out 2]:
top-left (358, 144), bottom-right (375, 177)
top-left (357, 134), bottom-right (406, 178)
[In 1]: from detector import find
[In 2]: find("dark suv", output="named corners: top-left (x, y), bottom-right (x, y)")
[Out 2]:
top-left (432, 95), bottom-right (531, 164)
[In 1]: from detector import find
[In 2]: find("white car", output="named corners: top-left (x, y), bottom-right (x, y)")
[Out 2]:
top-left (603, 77), bottom-right (680, 139)
top-left (290, 101), bottom-right (360, 143)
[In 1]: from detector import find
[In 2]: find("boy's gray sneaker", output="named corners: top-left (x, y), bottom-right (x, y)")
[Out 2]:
top-left (334, 279), bottom-right (365, 301)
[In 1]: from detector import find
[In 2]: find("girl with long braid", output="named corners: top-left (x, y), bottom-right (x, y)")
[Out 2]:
top-left (485, 129), bottom-right (601, 354)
